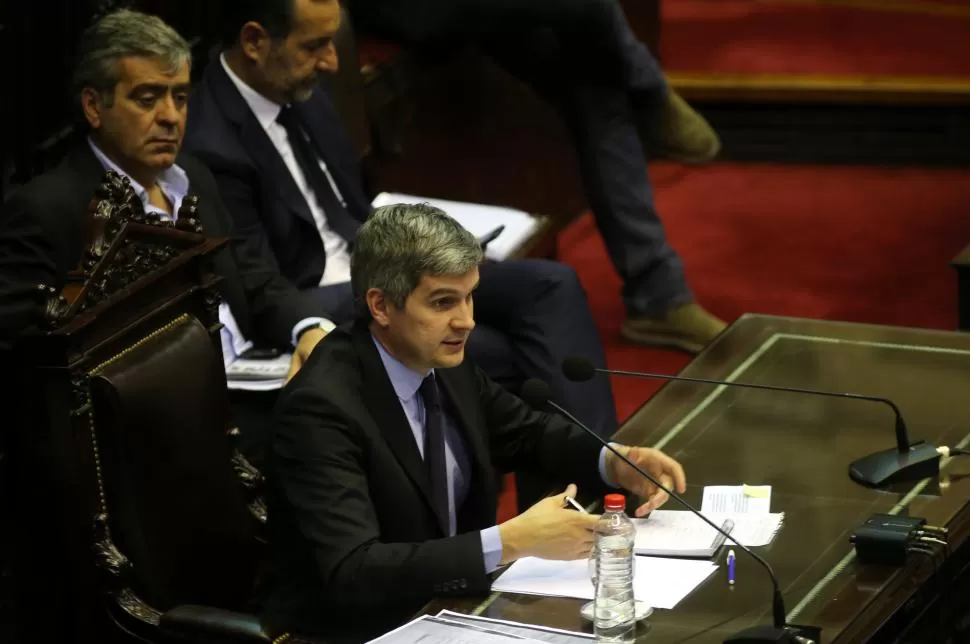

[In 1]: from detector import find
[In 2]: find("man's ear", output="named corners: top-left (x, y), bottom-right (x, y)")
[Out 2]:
top-left (80, 88), bottom-right (105, 129)
top-left (366, 288), bottom-right (391, 327)
top-left (239, 21), bottom-right (272, 63)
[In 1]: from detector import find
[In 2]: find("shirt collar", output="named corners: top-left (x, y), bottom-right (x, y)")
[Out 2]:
top-left (87, 138), bottom-right (189, 219)
top-left (371, 333), bottom-right (431, 401)
top-left (220, 52), bottom-right (282, 132)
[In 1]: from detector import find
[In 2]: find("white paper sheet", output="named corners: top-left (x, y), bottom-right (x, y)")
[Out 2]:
top-left (219, 301), bottom-right (290, 391)
top-left (491, 556), bottom-right (718, 610)
top-left (370, 192), bottom-right (540, 261)
top-left (434, 611), bottom-right (593, 643)
top-left (367, 615), bottom-right (544, 644)
top-left (701, 485), bottom-right (772, 514)
top-left (632, 511), bottom-right (734, 557)
top-left (634, 511), bottom-right (785, 552)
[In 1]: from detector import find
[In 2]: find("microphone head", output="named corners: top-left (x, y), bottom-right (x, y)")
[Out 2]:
top-left (520, 379), bottom-right (552, 408)
top-left (562, 356), bottom-right (596, 382)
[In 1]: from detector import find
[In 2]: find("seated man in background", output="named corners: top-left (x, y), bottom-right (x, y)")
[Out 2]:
top-left (0, 9), bottom-right (332, 642)
top-left (347, 0), bottom-right (727, 352)
top-left (263, 202), bottom-right (687, 640)
top-left (183, 0), bottom-right (619, 479)
top-left (0, 8), bottom-right (329, 372)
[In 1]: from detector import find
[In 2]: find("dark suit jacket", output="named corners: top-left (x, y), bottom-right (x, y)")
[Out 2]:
top-left (184, 59), bottom-right (372, 297)
top-left (263, 321), bottom-right (606, 639)
top-left (0, 143), bottom-right (323, 350)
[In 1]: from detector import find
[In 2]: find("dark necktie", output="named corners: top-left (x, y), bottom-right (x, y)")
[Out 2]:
top-left (275, 106), bottom-right (361, 242)
top-left (419, 375), bottom-right (451, 535)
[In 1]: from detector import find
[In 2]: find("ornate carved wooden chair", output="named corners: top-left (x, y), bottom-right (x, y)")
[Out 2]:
top-left (9, 171), bottom-right (316, 643)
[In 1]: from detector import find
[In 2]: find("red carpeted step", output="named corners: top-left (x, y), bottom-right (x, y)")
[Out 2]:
top-left (661, 0), bottom-right (970, 77)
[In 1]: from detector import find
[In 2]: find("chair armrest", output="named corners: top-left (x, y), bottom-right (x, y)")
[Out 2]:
top-left (159, 604), bottom-right (272, 643)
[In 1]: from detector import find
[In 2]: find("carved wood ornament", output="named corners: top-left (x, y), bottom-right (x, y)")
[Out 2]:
top-left (39, 170), bottom-right (206, 328)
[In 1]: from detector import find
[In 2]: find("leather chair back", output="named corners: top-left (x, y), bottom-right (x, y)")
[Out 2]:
top-left (89, 314), bottom-right (258, 612)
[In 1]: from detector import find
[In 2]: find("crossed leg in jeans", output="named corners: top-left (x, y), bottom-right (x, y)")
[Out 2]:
top-left (351, 0), bottom-right (727, 352)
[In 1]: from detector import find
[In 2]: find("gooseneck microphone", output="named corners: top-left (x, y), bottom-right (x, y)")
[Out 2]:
top-left (520, 379), bottom-right (814, 644)
top-left (561, 356), bottom-right (939, 488)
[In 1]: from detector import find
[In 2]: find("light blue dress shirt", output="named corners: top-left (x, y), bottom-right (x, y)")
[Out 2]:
top-left (88, 138), bottom-right (325, 347)
top-left (88, 139), bottom-right (189, 218)
top-left (372, 335), bottom-right (618, 574)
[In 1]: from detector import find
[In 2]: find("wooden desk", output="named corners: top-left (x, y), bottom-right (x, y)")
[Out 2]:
top-left (428, 314), bottom-right (970, 642)
top-left (952, 244), bottom-right (970, 331)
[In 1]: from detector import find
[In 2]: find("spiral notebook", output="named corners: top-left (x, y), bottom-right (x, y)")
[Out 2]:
top-left (632, 511), bottom-right (785, 558)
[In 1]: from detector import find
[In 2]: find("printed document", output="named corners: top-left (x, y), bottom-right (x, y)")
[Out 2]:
top-left (491, 556), bottom-right (717, 609)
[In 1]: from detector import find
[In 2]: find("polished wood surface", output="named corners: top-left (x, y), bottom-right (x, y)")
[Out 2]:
top-left (428, 314), bottom-right (970, 642)
top-left (670, 72), bottom-right (970, 106)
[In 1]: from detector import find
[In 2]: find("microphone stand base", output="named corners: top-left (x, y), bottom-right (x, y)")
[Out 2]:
top-left (723, 623), bottom-right (821, 644)
top-left (848, 441), bottom-right (940, 488)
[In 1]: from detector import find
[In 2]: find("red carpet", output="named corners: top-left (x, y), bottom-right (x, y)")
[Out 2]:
top-left (498, 162), bottom-right (970, 521)
top-left (661, 1), bottom-right (970, 77)
top-left (563, 162), bottom-right (970, 422)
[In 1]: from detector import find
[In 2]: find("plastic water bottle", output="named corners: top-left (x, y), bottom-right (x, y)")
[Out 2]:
top-left (593, 493), bottom-right (636, 643)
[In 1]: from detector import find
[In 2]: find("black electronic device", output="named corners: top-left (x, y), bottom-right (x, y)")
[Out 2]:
top-left (850, 513), bottom-right (948, 566)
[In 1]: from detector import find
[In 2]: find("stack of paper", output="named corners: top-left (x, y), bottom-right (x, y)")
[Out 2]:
top-left (225, 353), bottom-right (291, 391)
top-left (632, 484), bottom-right (784, 557)
top-left (370, 192), bottom-right (540, 261)
top-left (491, 556), bottom-right (718, 610)
top-left (434, 611), bottom-right (593, 643)
top-left (633, 511), bottom-right (784, 556)
top-left (368, 615), bottom-right (544, 644)
top-left (219, 302), bottom-right (290, 391)
top-left (369, 612), bottom-right (594, 644)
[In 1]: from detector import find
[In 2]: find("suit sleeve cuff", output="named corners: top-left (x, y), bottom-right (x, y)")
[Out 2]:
top-left (291, 317), bottom-right (336, 347)
top-left (599, 444), bottom-right (623, 488)
top-left (480, 526), bottom-right (504, 573)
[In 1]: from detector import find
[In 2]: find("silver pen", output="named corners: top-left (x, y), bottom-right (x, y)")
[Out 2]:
top-left (564, 496), bottom-right (588, 513)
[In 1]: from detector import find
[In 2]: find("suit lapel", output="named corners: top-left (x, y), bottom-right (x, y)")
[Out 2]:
top-left (203, 61), bottom-right (319, 229)
top-left (66, 142), bottom-right (115, 189)
top-left (350, 324), bottom-right (439, 520)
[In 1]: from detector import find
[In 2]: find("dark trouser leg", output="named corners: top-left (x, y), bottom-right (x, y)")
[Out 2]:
top-left (486, 31), bottom-right (693, 317)
top-left (351, 0), bottom-right (665, 95)
top-left (228, 282), bottom-right (357, 470)
top-left (475, 259), bottom-right (617, 434)
top-left (558, 81), bottom-right (694, 316)
top-left (474, 259), bottom-right (618, 512)
top-left (310, 282), bottom-right (357, 324)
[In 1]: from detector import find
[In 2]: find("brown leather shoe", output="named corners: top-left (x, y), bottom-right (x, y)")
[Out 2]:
top-left (640, 90), bottom-right (721, 164)
top-left (622, 303), bottom-right (727, 354)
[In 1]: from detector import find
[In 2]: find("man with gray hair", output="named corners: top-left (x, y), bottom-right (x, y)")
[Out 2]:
top-left (0, 9), bottom-right (330, 375)
top-left (264, 202), bottom-right (687, 640)
top-left (0, 11), bottom-right (337, 640)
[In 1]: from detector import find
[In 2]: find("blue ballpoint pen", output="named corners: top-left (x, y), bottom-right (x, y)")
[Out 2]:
top-left (727, 549), bottom-right (736, 585)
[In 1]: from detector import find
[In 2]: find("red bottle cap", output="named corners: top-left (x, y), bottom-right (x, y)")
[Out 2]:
top-left (604, 494), bottom-right (626, 511)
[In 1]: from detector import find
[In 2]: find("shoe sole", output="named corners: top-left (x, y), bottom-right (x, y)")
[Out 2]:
top-left (620, 327), bottom-right (705, 355)
top-left (650, 137), bottom-right (722, 165)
